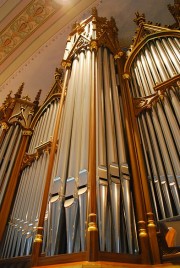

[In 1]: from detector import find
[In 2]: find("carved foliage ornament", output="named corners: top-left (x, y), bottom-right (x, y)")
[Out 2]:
top-left (0, 0), bottom-right (59, 64)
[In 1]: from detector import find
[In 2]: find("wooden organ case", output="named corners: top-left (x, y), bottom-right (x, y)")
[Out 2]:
top-left (0, 6), bottom-right (179, 268)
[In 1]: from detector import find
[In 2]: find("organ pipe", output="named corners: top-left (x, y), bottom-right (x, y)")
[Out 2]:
top-left (128, 34), bottom-right (180, 220)
top-left (1, 8), bottom-right (179, 267)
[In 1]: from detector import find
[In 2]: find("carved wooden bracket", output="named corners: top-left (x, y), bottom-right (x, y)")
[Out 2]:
top-left (133, 75), bottom-right (180, 116)
top-left (21, 140), bottom-right (52, 170)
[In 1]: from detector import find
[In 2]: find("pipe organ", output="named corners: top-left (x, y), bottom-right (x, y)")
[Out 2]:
top-left (127, 32), bottom-right (180, 221)
top-left (0, 6), bottom-right (179, 268)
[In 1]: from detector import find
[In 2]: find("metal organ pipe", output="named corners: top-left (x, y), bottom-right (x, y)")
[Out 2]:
top-left (80, 50), bottom-right (91, 171)
top-left (0, 125), bottom-right (20, 191)
top-left (151, 108), bottom-right (180, 213)
top-left (110, 53), bottom-right (134, 253)
top-left (155, 40), bottom-right (177, 77)
top-left (1, 93), bottom-right (60, 258)
top-left (138, 116), bottom-right (161, 220)
top-left (1, 168), bottom-right (27, 258)
top-left (149, 42), bottom-right (169, 81)
top-left (46, 59), bottom-right (79, 256)
top-left (68, 51), bottom-right (85, 179)
top-left (97, 48), bottom-right (106, 167)
top-left (96, 48), bottom-right (108, 252)
top-left (0, 129), bottom-right (22, 205)
top-left (0, 125), bottom-right (13, 160)
top-left (103, 48), bottom-right (118, 164)
top-left (130, 35), bottom-right (180, 220)
top-left (162, 39), bottom-right (180, 73)
top-left (167, 38), bottom-right (180, 62)
top-left (56, 58), bottom-right (78, 183)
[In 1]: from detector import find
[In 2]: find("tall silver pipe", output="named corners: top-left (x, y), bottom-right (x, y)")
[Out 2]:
top-left (156, 101), bottom-right (180, 174)
top-left (167, 38), bottom-right (180, 62)
top-left (145, 112), bottom-right (173, 217)
top-left (0, 125), bottom-right (13, 165)
top-left (110, 53), bottom-right (134, 253)
top-left (96, 48), bottom-right (108, 252)
top-left (103, 48), bottom-right (118, 164)
top-left (155, 40), bottom-right (177, 77)
top-left (140, 51), bottom-right (155, 93)
top-left (122, 175), bottom-right (133, 253)
top-left (136, 57), bottom-right (151, 95)
top-left (149, 42), bottom-right (169, 81)
top-left (11, 161), bottom-right (37, 257)
top-left (168, 89), bottom-right (180, 123)
top-left (139, 115), bottom-right (166, 219)
top-left (36, 153), bottom-right (49, 220)
top-left (80, 50), bottom-right (91, 171)
top-left (34, 109), bottom-right (47, 149)
top-left (78, 187), bottom-right (87, 251)
top-left (68, 51), bottom-right (85, 179)
top-left (64, 197), bottom-right (79, 253)
top-left (161, 38), bottom-right (180, 73)
top-left (138, 116), bottom-right (160, 220)
top-left (131, 68), bottom-right (141, 97)
top-left (144, 47), bottom-right (161, 84)
top-left (97, 177), bottom-right (108, 251)
top-left (0, 129), bottom-right (22, 206)
top-left (56, 57), bottom-right (78, 186)
top-left (40, 106), bottom-right (51, 144)
top-left (97, 48), bottom-right (106, 167)
top-left (0, 125), bottom-right (20, 187)
top-left (48, 100), bottom-right (58, 139)
top-left (133, 63), bottom-right (146, 97)
top-left (43, 103), bottom-right (54, 143)
top-left (1, 168), bottom-right (27, 257)
top-left (28, 119), bottom-right (40, 153)
top-left (152, 107), bottom-right (180, 214)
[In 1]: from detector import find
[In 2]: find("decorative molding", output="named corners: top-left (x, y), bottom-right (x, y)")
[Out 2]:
top-left (0, 0), bottom-right (101, 103)
top-left (0, 0), bottom-right (60, 64)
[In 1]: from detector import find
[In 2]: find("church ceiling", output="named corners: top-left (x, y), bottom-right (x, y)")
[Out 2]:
top-left (0, 0), bottom-right (176, 105)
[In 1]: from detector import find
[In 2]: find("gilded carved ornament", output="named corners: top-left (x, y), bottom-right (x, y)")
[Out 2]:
top-left (21, 140), bottom-right (52, 170)
top-left (22, 129), bottom-right (33, 136)
top-left (90, 40), bottom-right (98, 51)
top-left (123, 73), bottom-right (130, 80)
top-left (114, 51), bottom-right (123, 60)
top-left (138, 220), bottom-right (148, 238)
top-left (61, 59), bottom-right (72, 69)
top-left (1, 122), bottom-right (9, 130)
top-left (133, 75), bottom-right (180, 116)
top-left (8, 105), bottom-right (28, 126)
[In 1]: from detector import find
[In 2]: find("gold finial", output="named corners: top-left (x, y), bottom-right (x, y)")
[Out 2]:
top-left (134, 12), bottom-right (146, 26)
top-left (72, 21), bottom-right (80, 31)
top-left (33, 89), bottom-right (42, 106)
top-left (90, 40), bottom-right (98, 51)
top-left (14, 83), bottom-right (24, 98)
top-left (92, 7), bottom-right (98, 17)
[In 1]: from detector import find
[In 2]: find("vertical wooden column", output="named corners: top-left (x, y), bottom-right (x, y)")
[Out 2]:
top-left (87, 42), bottom-right (98, 262)
top-left (123, 71), bottom-right (160, 264)
top-left (0, 129), bottom-right (32, 241)
top-left (31, 66), bottom-right (70, 267)
top-left (116, 55), bottom-right (151, 264)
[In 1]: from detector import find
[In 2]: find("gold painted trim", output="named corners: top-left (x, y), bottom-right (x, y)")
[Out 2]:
top-left (90, 40), bottom-right (98, 51)
top-left (22, 129), bottom-right (32, 136)
top-left (1, 122), bottom-right (9, 130)
top-left (114, 51), bottom-right (123, 60)
top-left (123, 73), bottom-right (130, 80)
